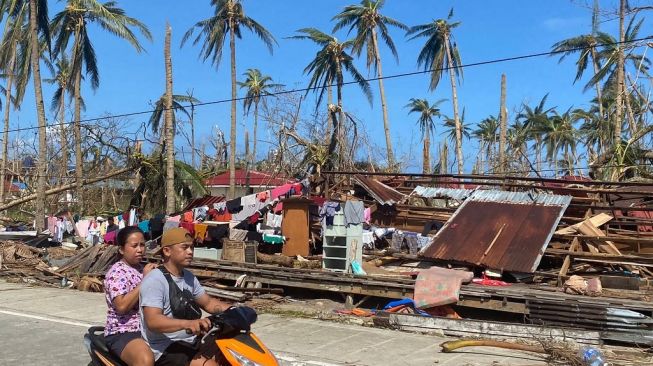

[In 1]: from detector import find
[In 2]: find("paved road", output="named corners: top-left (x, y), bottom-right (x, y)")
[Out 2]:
top-left (0, 280), bottom-right (545, 366)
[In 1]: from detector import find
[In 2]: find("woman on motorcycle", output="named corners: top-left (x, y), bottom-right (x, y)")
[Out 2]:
top-left (103, 226), bottom-right (157, 366)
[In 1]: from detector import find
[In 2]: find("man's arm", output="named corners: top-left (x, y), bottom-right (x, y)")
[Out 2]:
top-left (195, 293), bottom-right (231, 314)
top-left (142, 306), bottom-right (210, 335)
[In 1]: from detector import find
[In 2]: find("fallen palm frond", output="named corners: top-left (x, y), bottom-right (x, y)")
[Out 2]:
top-left (440, 339), bottom-right (583, 366)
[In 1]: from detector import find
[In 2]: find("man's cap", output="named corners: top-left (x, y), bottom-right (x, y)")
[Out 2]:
top-left (156, 228), bottom-right (193, 254)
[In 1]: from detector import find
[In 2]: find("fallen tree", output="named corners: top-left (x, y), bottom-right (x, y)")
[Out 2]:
top-left (0, 166), bottom-right (134, 212)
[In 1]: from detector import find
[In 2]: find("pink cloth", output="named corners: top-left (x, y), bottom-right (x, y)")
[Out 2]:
top-left (104, 230), bottom-right (117, 244)
top-left (414, 267), bottom-right (473, 309)
top-left (271, 184), bottom-right (292, 199)
top-left (47, 216), bottom-right (57, 235)
top-left (76, 219), bottom-right (90, 238)
top-left (167, 215), bottom-right (181, 222)
top-left (364, 208), bottom-right (371, 224)
top-left (103, 260), bottom-right (143, 336)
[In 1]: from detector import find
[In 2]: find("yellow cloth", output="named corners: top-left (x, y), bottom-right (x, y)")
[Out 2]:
top-left (194, 223), bottom-right (208, 241)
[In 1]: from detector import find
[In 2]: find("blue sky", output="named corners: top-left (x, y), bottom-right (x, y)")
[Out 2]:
top-left (11, 0), bottom-right (653, 174)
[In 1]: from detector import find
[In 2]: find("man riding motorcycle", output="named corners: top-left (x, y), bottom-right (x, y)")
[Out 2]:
top-left (139, 227), bottom-right (231, 366)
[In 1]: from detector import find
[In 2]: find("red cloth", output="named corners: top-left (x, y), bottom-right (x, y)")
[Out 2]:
top-left (180, 222), bottom-right (195, 236)
top-left (182, 211), bottom-right (193, 223)
top-left (249, 212), bottom-right (261, 224)
top-left (207, 209), bottom-right (218, 220)
top-left (472, 276), bottom-right (511, 286)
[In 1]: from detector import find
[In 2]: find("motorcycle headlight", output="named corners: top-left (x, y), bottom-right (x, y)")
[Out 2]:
top-left (227, 348), bottom-right (263, 366)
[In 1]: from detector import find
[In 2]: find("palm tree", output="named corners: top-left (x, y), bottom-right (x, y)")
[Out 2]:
top-left (28, 0), bottom-right (50, 231)
top-left (237, 68), bottom-right (281, 169)
top-left (517, 94), bottom-right (555, 172)
top-left (541, 108), bottom-right (578, 176)
top-left (442, 108), bottom-right (470, 142)
top-left (130, 156), bottom-right (208, 216)
top-left (44, 54), bottom-right (75, 179)
top-left (473, 116), bottom-right (499, 172)
top-left (407, 9), bottom-right (464, 174)
top-left (51, 0), bottom-right (152, 214)
top-left (551, 0), bottom-right (611, 119)
top-left (0, 5), bottom-right (24, 203)
top-left (148, 94), bottom-right (200, 144)
top-left (332, 0), bottom-right (407, 169)
top-left (406, 98), bottom-right (442, 174)
top-left (182, 0), bottom-right (276, 198)
top-left (290, 28), bottom-right (372, 169)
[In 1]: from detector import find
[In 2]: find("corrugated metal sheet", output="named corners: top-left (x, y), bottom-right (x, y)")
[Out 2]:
top-left (412, 186), bottom-right (473, 200)
top-left (354, 175), bottom-right (405, 205)
top-left (420, 190), bottom-right (571, 273)
top-left (182, 195), bottom-right (225, 212)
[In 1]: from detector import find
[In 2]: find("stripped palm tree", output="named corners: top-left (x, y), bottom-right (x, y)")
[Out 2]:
top-left (182, 0), bottom-right (276, 198)
top-left (290, 28), bottom-right (372, 170)
top-left (51, 0), bottom-right (152, 213)
top-left (238, 68), bottom-right (282, 169)
top-left (406, 98), bottom-right (442, 174)
top-left (44, 54), bottom-right (77, 178)
top-left (332, 0), bottom-right (407, 168)
top-left (407, 9), bottom-right (464, 174)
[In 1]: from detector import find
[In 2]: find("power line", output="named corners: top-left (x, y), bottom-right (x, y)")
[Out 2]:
top-left (6, 36), bottom-right (653, 135)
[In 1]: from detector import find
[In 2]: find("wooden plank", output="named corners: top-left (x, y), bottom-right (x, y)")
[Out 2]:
top-left (555, 213), bottom-right (613, 235)
top-left (577, 221), bottom-right (623, 256)
top-left (375, 312), bottom-right (600, 345)
top-left (558, 237), bottom-right (580, 286)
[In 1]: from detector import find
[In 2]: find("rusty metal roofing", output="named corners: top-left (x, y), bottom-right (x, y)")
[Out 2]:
top-left (354, 175), bottom-right (406, 205)
top-left (182, 195), bottom-right (225, 212)
top-left (420, 190), bottom-right (571, 273)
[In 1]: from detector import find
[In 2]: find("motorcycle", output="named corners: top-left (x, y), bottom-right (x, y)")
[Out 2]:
top-left (84, 307), bottom-right (279, 366)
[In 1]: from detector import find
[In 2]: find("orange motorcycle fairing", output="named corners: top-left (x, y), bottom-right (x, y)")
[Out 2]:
top-left (216, 332), bottom-right (279, 366)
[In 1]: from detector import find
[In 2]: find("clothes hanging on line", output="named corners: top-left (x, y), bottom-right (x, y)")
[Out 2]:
top-left (343, 201), bottom-right (365, 227)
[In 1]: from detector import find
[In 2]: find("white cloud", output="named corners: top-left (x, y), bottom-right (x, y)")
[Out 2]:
top-left (542, 17), bottom-right (586, 32)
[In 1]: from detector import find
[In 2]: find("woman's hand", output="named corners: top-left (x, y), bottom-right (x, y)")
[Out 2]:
top-left (143, 263), bottom-right (157, 276)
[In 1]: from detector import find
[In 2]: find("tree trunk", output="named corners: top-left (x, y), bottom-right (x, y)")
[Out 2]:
top-left (252, 102), bottom-right (258, 170)
top-left (336, 71), bottom-right (344, 170)
top-left (228, 19), bottom-right (237, 198)
top-left (439, 141), bottom-right (448, 174)
top-left (59, 86), bottom-right (68, 181)
top-left (164, 23), bottom-right (175, 214)
top-left (0, 166), bottom-right (132, 212)
top-left (371, 28), bottom-right (394, 169)
top-left (29, 0), bottom-right (48, 232)
top-left (614, 0), bottom-right (625, 146)
top-left (590, 48), bottom-right (604, 119)
top-left (498, 74), bottom-right (507, 174)
top-left (1, 42), bottom-right (15, 204)
top-left (190, 99), bottom-right (196, 168)
top-left (422, 131), bottom-right (430, 174)
top-left (444, 38), bottom-right (463, 175)
top-left (326, 83), bottom-right (333, 142)
top-left (73, 29), bottom-right (84, 214)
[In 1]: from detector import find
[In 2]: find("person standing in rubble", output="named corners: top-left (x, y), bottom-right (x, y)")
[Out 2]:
top-left (103, 226), bottom-right (157, 366)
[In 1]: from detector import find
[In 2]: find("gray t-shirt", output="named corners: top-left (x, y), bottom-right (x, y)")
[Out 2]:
top-left (139, 268), bottom-right (205, 361)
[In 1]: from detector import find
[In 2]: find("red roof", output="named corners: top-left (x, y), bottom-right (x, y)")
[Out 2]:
top-left (3, 180), bottom-right (20, 193)
top-left (205, 169), bottom-right (296, 187)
